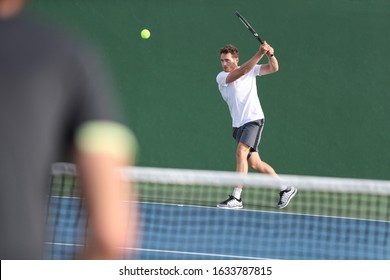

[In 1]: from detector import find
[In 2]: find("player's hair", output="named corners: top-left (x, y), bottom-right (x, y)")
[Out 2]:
top-left (220, 44), bottom-right (239, 58)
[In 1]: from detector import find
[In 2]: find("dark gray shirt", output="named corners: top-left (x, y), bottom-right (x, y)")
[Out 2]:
top-left (0, 13), bottom-right (118, 259)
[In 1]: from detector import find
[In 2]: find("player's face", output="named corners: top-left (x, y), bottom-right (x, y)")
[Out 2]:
top-left (220, 53), bottom-right (238, 72)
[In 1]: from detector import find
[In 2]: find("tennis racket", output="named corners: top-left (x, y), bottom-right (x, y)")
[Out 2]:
top-left (235, 11), bottom-right (264, 44)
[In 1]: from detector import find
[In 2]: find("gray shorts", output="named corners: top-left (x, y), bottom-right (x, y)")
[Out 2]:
top-left (233, 119), bottom-right (264, 152)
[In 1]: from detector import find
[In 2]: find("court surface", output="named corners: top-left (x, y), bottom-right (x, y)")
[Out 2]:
top-left (46, 198), bottom-right (390, 260)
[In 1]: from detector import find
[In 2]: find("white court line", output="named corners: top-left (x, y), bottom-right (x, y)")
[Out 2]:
top-left (45, 242), bottom-right (268, 260)
top-left (138, 201), bottom-right (390, 224)
top-left (49, 197), bottom-right (390, 224)
top-left (126, 247), bottom-right (268, 260)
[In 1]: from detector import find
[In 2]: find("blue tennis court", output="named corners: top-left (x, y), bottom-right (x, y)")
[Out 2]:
top-left (46, 198), bottom-right (390, 260)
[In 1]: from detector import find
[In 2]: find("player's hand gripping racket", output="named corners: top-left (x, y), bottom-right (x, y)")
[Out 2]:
top-left (235, 11), bottom-right (264, 44)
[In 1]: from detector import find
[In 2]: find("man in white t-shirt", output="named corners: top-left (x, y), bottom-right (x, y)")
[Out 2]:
top-left (216, 43), bottom-right (297, 209)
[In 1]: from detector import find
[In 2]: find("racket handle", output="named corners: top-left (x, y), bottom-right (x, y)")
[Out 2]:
top-left (256, 36), bottom-right (264, 44)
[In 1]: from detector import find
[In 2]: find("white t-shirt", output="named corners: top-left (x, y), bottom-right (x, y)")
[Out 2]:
top-left (216, 64), bottom-right (264, 127)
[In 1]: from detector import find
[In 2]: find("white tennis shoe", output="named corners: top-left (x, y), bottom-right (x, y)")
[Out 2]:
top-left (277, 187), bottom-right (297, 209)
top-left (217, 195), bottom-right (243, 209)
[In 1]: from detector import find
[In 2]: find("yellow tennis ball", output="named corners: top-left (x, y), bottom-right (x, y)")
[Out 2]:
top-left (140, 29), bottom-right (150, 39)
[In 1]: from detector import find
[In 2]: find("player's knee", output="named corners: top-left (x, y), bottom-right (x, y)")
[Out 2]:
top-left (236, 148), bottom-right (249, 161)
top-left (258, 162), bottom-right (276, 174)
top-left (249, 159), bottom-right (263, 171)
top-left (248, 160), bottom-right (257, 170)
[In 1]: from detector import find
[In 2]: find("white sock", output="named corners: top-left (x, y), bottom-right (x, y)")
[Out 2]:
top-left (281, 185), bottom-right (291, 192)
top-left (232, 187), bottom-right (242, 199)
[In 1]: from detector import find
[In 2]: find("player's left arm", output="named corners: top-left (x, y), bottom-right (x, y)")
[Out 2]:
top-left (259, 46), bottom-right (279, 76)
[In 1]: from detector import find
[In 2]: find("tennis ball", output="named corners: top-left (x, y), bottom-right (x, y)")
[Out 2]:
top-left (140, 29), bottom-right (150, 39)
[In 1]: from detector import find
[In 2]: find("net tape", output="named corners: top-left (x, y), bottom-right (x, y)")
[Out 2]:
top-left (52, 162), bottom-right (390, 195)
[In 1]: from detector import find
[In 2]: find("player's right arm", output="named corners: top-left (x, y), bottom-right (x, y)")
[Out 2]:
top-left (225, 42), bottom-right (270, 84)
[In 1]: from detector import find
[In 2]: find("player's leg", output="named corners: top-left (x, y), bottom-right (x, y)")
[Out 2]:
top-left (236, 142), bottom-right (251, 175)
top-left (248, 151), bottom-right (297, 208)
top-left (233, 142), bottom-right (251, 198)
top-left (247, 151), bottom-right (277, 175)
top-left (216, 142), bottom-right (248, 209)
top-left (217, 121), bottom-right (255, 209)
top-left (218, 121), bottom-right (260, 208)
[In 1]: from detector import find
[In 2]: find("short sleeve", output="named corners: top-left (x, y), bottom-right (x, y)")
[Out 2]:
top-left (216, 71), bottom-right (229, 88)
top-left (254, 64), bottom-right (262, 77)
top-left (62, 42), bottom-right (122, 147)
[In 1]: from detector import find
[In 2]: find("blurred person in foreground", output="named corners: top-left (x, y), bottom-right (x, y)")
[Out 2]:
top-left (0, 0), bottom-right (138, 259)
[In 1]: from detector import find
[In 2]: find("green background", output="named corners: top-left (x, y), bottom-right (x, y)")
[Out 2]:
top-left (29, 0), bottom-right (390, 179)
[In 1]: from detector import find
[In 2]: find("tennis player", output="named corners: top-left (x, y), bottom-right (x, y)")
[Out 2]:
top-left (0, 0), bottom-right (138, 259)
top-left (216, 42), bottom-right (297, 209)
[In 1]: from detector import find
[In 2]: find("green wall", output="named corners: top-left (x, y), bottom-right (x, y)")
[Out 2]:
top-left (29, 0), bottom-right (390, 179)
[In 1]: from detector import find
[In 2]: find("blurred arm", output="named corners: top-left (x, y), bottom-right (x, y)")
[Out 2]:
top-left (0, 0), bottom-right (25, 18)
top-left (74, 121), bottom-right (138, 259)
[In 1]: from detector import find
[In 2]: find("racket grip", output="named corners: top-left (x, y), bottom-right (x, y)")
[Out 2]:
top-left (256, 36), bottom-right (264, 44)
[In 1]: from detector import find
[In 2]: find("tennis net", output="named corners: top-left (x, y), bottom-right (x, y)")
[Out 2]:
top-left (45, 162), bottom-right (390, 260)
